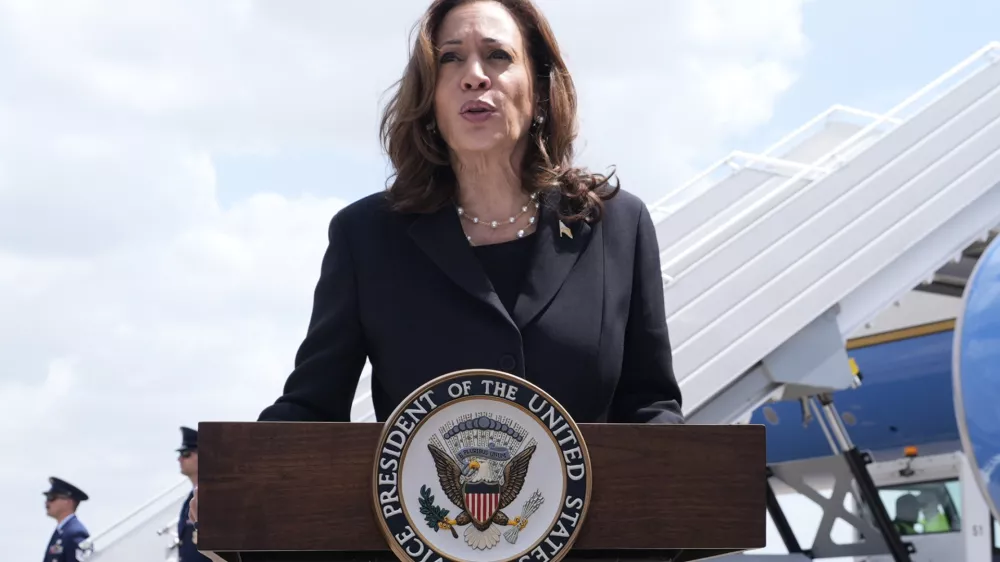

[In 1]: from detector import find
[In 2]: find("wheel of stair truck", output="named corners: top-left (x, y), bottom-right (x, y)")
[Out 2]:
top-left (954, 232), bottom-right (1000, 523)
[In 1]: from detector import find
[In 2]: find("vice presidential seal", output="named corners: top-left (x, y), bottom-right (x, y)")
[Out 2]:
top-left (373, 369), bottom-right (592, 562)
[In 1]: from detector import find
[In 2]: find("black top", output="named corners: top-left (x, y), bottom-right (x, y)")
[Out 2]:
top-left (258, 189), bottom-right (684, 425)
top-left (472, 234), bottom-right (537, 315)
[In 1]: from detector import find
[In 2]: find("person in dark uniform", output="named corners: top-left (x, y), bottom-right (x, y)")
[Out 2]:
top-left (175, 426), bottom-right (208, 562)
top-left (190, 0), bottom-right (684, 522)
top-left (42, 477), bottom-right (90, 562)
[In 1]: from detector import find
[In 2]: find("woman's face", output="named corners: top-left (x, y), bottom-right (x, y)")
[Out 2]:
top-left (433, 1), bottom-right (535, 159)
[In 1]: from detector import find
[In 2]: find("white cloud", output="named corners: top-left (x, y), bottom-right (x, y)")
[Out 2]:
top-left (533, 0), bottom-right (807, 197)
top-left (0, 0), bottom-right (806, 558)
top-left (0, 192), bottom-right (346, 556)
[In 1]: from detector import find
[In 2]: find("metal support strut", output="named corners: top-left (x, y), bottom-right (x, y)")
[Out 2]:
top-left (815, 394), bottom-right (915, 562)
top-left (765, 466), bottom-right (804, 555)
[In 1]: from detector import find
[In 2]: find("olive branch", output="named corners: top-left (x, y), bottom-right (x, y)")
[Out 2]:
top-left (419, 485), bottom-right (458, 538)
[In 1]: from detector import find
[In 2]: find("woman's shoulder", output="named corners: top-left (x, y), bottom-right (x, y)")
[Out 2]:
top-left (574, 187), bottom-right (651, 239)
top-left (331, 191), bottom-right (394, 225)
top-left (326, 190), bottom-right (419, 235)
top-left (548, 185), bottom-right (647, 225)
top-left (601, 187), bottom-right (648, 221)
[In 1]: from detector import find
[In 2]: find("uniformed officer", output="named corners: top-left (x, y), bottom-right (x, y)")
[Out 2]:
top-left (42, 477), bottom-right (91, 562)
top-left (176, 426), bottom-right (209, 562)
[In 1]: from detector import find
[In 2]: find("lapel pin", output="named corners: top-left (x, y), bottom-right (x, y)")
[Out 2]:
top-left (559, 220), bottom-right (572, 239)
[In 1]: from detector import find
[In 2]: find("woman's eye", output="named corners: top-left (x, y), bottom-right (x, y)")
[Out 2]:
top-left (439, 52), bottom-right (459, 63)
top-left (490, 50), bottom-right (512, 61)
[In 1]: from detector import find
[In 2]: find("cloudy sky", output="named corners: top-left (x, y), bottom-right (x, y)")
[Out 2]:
top-left (3, 0), bottom-right (1000, 559)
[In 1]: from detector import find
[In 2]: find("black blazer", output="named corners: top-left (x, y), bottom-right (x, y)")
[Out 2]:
top-left (257, 188), bottom-right (684, 425)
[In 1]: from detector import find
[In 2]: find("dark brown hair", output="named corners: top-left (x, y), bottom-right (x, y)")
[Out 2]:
top-left (379, 0), bottom-right (619, 223)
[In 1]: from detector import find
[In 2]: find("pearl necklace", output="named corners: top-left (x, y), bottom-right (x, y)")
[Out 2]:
top-left (457, 192), bottom-right (539, 244)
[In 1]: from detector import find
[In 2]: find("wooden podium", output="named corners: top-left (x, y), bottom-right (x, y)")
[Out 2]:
top-left (196, 422), bottom-right (765, 562)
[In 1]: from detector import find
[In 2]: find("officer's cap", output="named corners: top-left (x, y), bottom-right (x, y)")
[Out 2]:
top-left (43, 477), bottom-right (89, 502)
top-left (177, 426), bottom-right (198, 452)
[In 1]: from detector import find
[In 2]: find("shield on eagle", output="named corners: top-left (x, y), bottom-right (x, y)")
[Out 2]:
top-left (463, 480), bottom-right (501, 525)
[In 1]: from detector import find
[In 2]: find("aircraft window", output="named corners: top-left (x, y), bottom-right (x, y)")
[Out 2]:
top-left (876, 479), bottom-right (961, 535)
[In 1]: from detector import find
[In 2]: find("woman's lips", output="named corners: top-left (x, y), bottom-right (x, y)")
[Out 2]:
top-left (461, 109), bottom-right (496, 123)
top-left (460, 100), bottom-right (498, 123)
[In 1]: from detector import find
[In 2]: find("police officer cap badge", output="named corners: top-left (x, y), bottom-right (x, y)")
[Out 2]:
top-left (372, 369), bottom-right (592, 562)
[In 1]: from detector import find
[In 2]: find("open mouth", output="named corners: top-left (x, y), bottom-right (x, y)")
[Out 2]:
top-left (460, 100), bottom-right (497, 114)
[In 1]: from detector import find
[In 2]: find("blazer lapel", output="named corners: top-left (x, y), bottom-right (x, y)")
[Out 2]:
top-left (408, 205), bottom-right (514, 326)
top-left (512, 194), bottom-right (592, 329)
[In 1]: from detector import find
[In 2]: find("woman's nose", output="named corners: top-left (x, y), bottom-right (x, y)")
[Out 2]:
top-left (461, 60), bottom-right (491, 91)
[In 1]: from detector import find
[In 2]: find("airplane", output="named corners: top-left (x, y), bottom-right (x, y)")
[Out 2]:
top-left (744, 234), bottom-right (1000, 561)
top-left (753, 307), bottom-right (962, 467)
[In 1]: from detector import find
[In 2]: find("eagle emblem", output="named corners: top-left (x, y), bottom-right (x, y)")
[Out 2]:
top-left (419, 414), bottom-right (544, 550)
top-left (373, 371), bottom-right (591, 562)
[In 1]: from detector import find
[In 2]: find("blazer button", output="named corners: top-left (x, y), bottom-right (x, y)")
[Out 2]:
top-left (499, 354), bottom-right (516, 372)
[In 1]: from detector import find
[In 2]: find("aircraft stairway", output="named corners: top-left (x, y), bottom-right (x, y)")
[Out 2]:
top-left (654, 42), bottom-right (1000, 426)
top-left (82, 480), bottom-right (189, 561)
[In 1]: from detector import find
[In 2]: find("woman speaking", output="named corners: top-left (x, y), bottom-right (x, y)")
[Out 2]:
top-left (187, 0), bottom-right (685, 523)
top-left (259, 0), bottom-right (684, 426)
